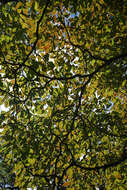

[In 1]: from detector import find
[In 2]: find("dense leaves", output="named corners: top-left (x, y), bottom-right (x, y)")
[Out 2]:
top-left (0, 0), bottom-right (127, 189)
top-left (0, 154), bottom-right (19, 190)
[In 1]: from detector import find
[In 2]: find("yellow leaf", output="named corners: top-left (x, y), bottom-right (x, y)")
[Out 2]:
top-left (55, 178), bottom-right (58, 185)
top-left (51, 10), bottom-right (57, 16)
top-left (37, 40), bottom-right (42, 48)
top-left (34, 1), bottom-right (38, 10)
top-left (100, 0), bottom-right (104, 4)
top-left (86, 43), bottom-right (90, 49)
top-left (43, 44), bottom-right (50, 51)
top-left (91, 5), bottom-right (94, 12)
top-left (38, 169), bottom-right (44, 174)
top-left (0, 69), bottom-right (4, 73)
top-left (17, 9), bottom-right (21, 14)
top-left (67, 168), bottom-right (73, 178)
top-left (97, 30), bottom-right (102, 34)
top-left (10, 79), bottom-right (15, 84)
top-left (30, 149), bottom-right (34, 153)
top-left (114, 172), bottom-right (122, 179)
top-left (16, 2), bottom-right (23, 9)
top-left (23, 9), bottom-right (28, 15)
top-left (62, 181), bottom-right (71, 187)
top-left (28, 158), bottom-right (36, 165)
top-left (27, 46), bottom-right (32, 51)
top-left (27, 19), bottom-right (35, 28)
top-left (122, 118), bottom-right (127, 124)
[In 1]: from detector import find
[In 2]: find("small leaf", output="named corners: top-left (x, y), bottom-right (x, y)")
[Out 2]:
top-left (16, 2), bottom-right (23, 9)
top-left (62, 181), bottom-right (71, 187)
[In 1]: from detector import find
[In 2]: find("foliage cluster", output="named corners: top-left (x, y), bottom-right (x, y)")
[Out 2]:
top-left (0, 0), bottom-right (127, 189)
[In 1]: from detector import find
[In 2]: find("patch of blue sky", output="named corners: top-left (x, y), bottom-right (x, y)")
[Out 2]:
top-left (104, 100), bottom-right (114, 113)
top-left (64, 11), bottom-right (79, 25)
top-left (70, 11), bottom-right (79, 18)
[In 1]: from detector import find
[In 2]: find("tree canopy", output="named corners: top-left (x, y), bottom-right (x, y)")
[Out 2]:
top-left (0, 154), bottom-right (19, 190)
top-left (0, 0), bottom-right (127, 189)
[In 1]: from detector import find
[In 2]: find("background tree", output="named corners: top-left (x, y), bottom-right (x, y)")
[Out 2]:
top-left (0, 153), bottom-right (19, 190)
top-left (0, 0), bottom-right (127, 189)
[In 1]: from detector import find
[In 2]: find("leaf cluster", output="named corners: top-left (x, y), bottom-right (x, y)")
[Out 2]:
top-left (0, 0), bottom-right (127, 189)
